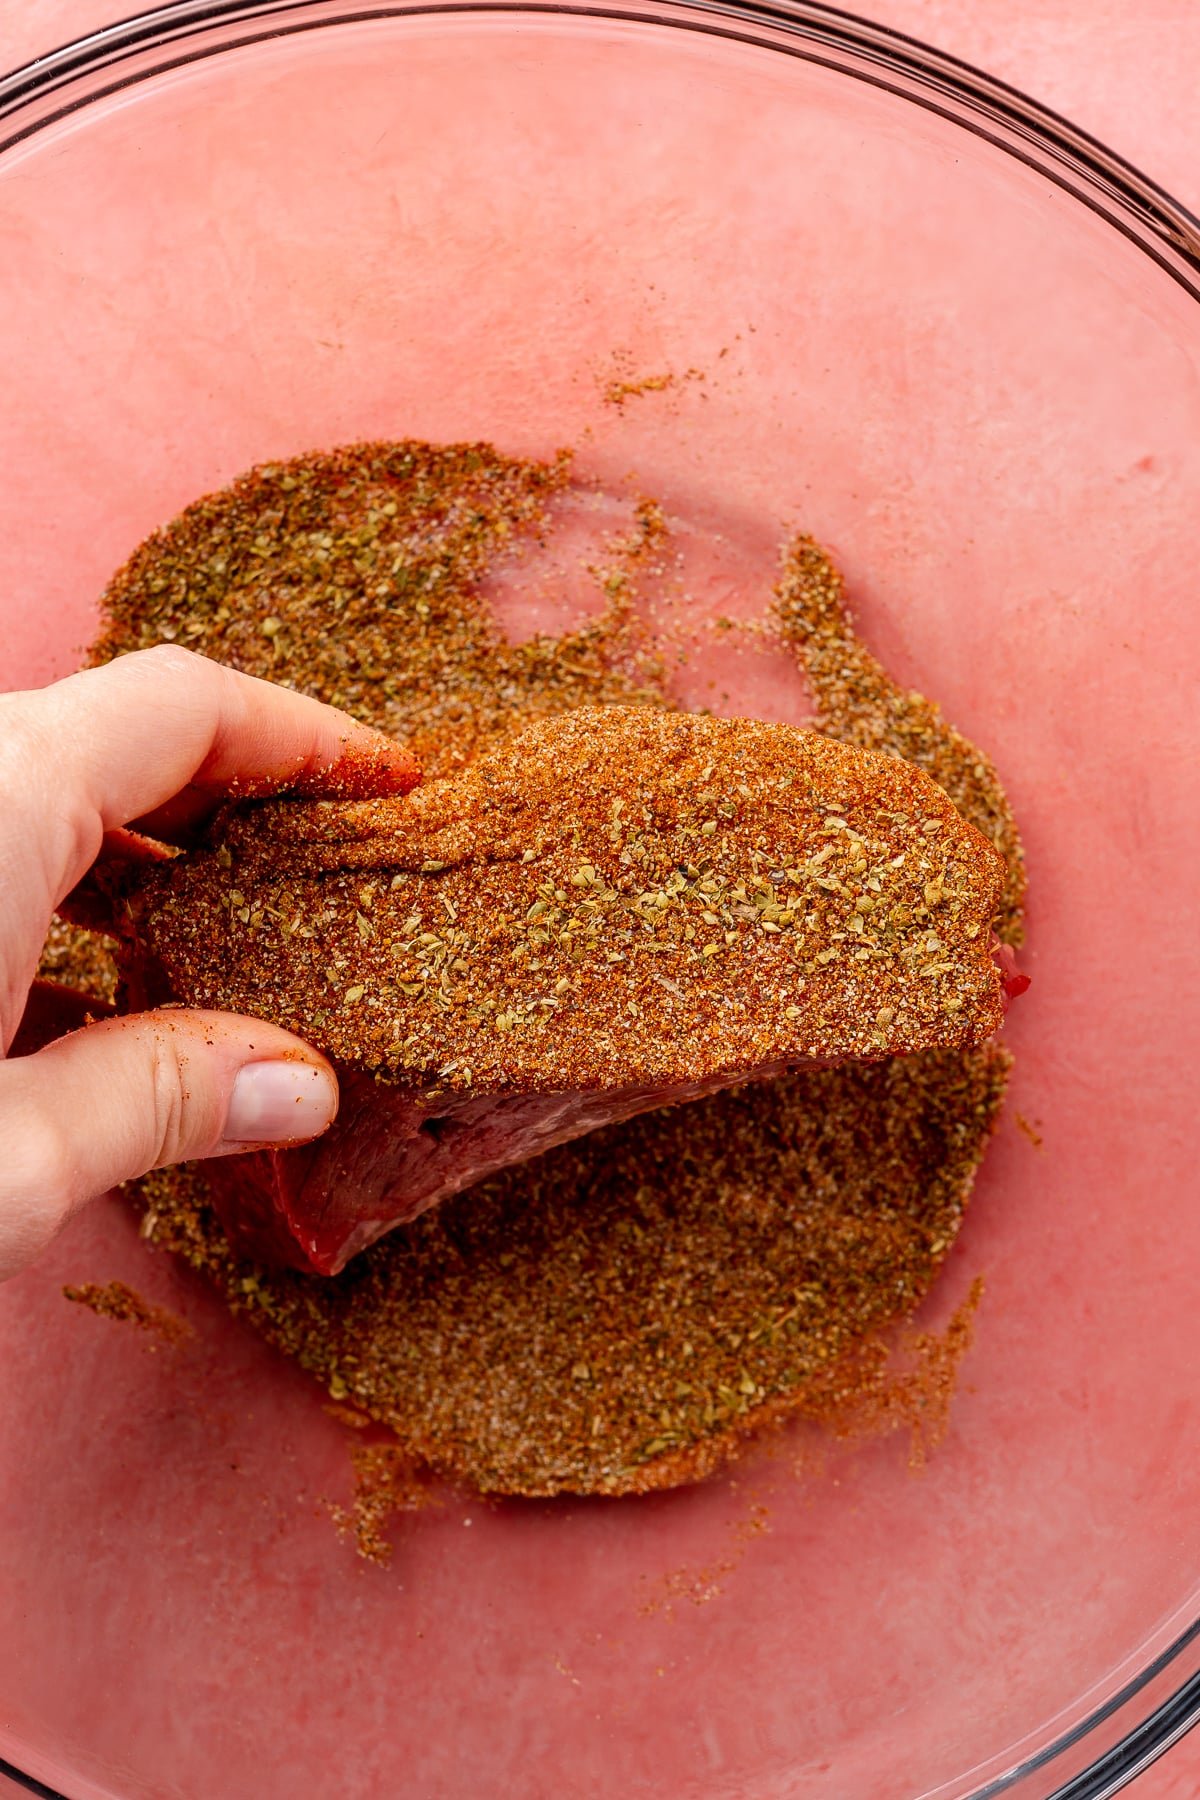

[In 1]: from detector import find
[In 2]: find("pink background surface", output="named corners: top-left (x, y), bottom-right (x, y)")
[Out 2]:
top-left (1, 4), bottom-right (1197, 1798)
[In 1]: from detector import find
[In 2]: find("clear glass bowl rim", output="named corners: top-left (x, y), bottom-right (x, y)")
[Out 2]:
top-left (1, 5), bottom-right (1198, 1797)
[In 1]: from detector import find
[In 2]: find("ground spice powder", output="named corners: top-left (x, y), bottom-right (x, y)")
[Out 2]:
top-left (38, 917), bottom-right (118, 1005)
top-left (774, 536), bottom-right (1027, 945)
top-left (53, 438), bottom-right (1025, 1501)
top-left (328, 1442), bottom-right (440, 1566)
top-left (139, 1049), bottom-right (1007, 1495)
top-left (90, 440), bottom-right (662, 778)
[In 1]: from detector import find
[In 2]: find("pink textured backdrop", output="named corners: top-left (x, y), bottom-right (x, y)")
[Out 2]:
top-left (1, 4), bottom-right (1196, 1797)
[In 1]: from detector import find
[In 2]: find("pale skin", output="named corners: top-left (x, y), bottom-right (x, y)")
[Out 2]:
top-left (0, 646), bottom-right (417, 1283)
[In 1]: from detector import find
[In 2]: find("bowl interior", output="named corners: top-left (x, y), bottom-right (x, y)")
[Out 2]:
top-left (1, 10), bottom-right (1199, 1798)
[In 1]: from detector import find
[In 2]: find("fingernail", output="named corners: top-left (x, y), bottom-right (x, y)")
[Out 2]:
top-left (223, 1061), bottom-right (338, 1146)
top-left (297, 732), bottom-right (420, 801)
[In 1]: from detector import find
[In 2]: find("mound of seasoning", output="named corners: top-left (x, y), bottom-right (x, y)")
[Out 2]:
top-left (50, 437), bottom-right (1025, 1498)
top-left (140, 1046), bottom-right (1008, 1496)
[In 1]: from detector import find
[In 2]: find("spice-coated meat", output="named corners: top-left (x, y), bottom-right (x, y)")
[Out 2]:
top-left (109, 706), bottom-right (1008, 1273)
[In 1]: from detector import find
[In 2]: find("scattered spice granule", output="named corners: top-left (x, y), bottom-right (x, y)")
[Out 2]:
top-left (604, 372), bottom-right (677, 408)
top-left (1015, 1113), bottom-right (1044, 1150)
top-left (602, 366), bottom-right (707, 409)
top-left (62, 437), bottom-right (1028, 1499)
top-left (638, 1500), bottom-right (773, 1617)
top-left (62, 1280), bottom-right (191, 1348)
top-left (324, 1401), bottom-right (374, 1430)
top-left (328, 1441), bottom-right (440, 1566)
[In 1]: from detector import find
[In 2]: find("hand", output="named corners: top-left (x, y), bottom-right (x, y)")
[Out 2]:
top-left (0, 646), bottom-right (417, 1282)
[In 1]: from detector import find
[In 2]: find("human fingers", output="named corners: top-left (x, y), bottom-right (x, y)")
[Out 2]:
top-left (0, 647), bottom-right (417, 1029)
top-left (0, 1007), bottom-right (336, 1282)
top-left (2, 642), bottom-right (417, 879)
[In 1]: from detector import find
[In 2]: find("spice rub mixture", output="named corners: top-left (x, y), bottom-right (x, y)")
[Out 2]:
top-left (143, 1049), bottom-right (1007, 1496)
top-left (38, 916), bottom-right (118, 1005)
top-left (117, 708), bottom-right (1006, 1093)
top-left (92, 440), bottom-right (662, 778)
top-left (775, 537), bottom-right (1026, 945)
top-left (62, 438), bottom-right (1025, 1498)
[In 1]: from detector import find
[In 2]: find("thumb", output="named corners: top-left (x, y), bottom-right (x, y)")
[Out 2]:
top-left (0, 1009), bottom-right (338, 1281)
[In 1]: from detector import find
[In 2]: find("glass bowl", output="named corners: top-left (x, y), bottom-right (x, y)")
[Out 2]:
top-left (2, 4), bottom-right (1200, 1796)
